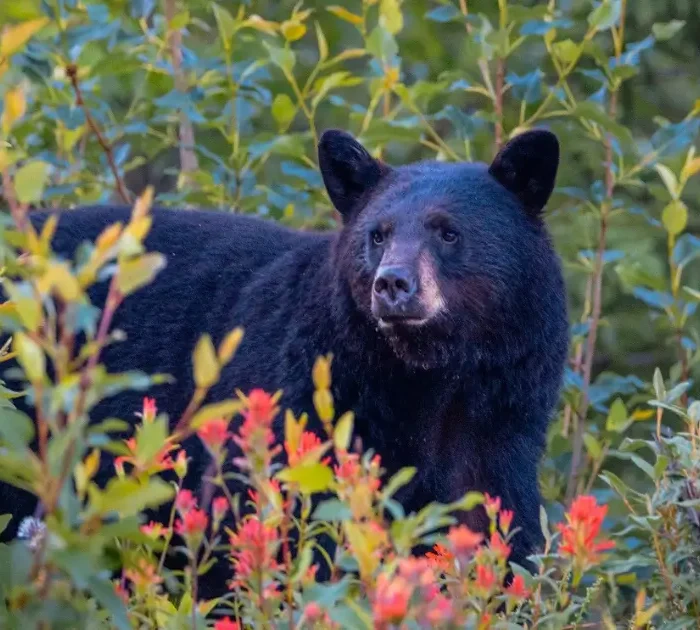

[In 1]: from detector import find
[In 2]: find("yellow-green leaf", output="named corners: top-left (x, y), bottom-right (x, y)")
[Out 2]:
top-left (583, 433), bottom-right (603, 459)
top-left (0, 18), bottom-right (48, 57)
top-left (281, 19), bottom-right (306, 42)
top-left (380, 0), bottom-right (403, 34)
top-left (13, 331), bottom-right (45, 382)
top-left (14, 160), bottom-right (49, 204)
top-left (190, 399), bottom-right (243, 430)
top-left (315, 21), bottom-right (328, 61)
top-left (277, 462), bottom-right (333, 494)
top-left (682, 157), bottom-right (700, 181)
top-left (2, 85), bottom-right (26, 134)
top-left (312, 354), bottom-right (332, 390)
top-left (271, 93), bottom-right (296, 130)
top-left (213, 4), bottom-right (237, 47)
top-left (661, 200), bottom-right (688, 236)
top-left (193, 333), bottom-right (220, 389)
top-left (217, 327), bottom-right (244, 365)
top-left (116, 253), bottom-right (166, 296)
top-left (606, 397), bottom-right (628, 432)
top-left (327, 6), bottom-right (364, 26)
top-left (333, 411), bottom-right (353, 452)
top-left (654, 163), bottom-right (679, 198)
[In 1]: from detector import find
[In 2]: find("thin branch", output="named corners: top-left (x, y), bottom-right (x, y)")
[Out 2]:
top-left (164, 0), bottom-right (198, 176)
top-left (565, 3), bottom-right (627, 503)
top-left (65, 64), bottom-right (131, 204)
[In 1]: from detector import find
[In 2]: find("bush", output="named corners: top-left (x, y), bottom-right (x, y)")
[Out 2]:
top-left (0, 0), bottom-right (699, 627)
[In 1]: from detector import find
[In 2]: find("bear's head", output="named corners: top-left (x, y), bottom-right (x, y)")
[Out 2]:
top-left (319, 128), bottom-right (562, 370)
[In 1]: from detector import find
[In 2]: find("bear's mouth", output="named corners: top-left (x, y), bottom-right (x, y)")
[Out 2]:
top-left (378, 315), bottom-right (429, 329)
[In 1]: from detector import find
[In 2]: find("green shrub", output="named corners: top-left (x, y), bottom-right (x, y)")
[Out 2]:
top-left (0, 0), bottom-right (699, 627)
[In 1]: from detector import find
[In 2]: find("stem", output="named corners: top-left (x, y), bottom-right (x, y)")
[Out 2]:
top-left (458, 0), bottom-right (496, 100)
top-left (565, 4), bottom-right (626, 503)
top-left (65, 64), bottom-right (131, 204)
top-left (163, 0), bottom-right (198, 177)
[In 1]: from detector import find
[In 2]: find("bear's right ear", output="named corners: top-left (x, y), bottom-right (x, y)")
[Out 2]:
top-left (318, 130), bottom-right (386, 220)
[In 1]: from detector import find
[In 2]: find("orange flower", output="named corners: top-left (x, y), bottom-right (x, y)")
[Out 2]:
top-left (228, 517), bottom-right (281, 584)
top-left (373, 573), bottom-right (412, 625)
top-left (141, 521), bottom-right (169, 539)
top-left (114, 436), bottom-right (178, 475)
top-left (557, 495), bottom-right (615, 570)
top-left (505, 574), bottom-right (530, 600)
top-left (175, 508), bottom-right (208, 537)
top-left (214, 618), bottom-right (240, 630)
top-left (478, 612), bottom-right (493, 630)
top-left (124, 558), bottom-right (162, 592)
top-left (483, 493), bottom-right (501, 519)
top-left (499, 509), bottom-right (514, 534)
top-left (447, 525), bottom-right (484, 555)
top-left (175, 489), bottom-right (197, 514)
top-left (285, 430), bottom-right (330, 466)
top-left (213, 496), bottom-right (229, 520)
top-left (475, 564), bottom-right (497, 595)
top-left (233, 389), bottom-right (280, 465)
top-left (426, 543), bottom-right (454, 572)
top-left (142, 397), bottom-right (157, 421)
top-left (197, 418), bottom-right (231, 453)
top-left (489, 531), bottom-right (512, 561)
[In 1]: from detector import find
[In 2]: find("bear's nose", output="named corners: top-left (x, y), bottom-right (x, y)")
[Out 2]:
top-left (373, 266), bottom-right (417, 305)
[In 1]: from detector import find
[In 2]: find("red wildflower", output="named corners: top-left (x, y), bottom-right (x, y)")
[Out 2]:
top-left (197, 418), bottom-right (231, 452)
top-left (483, 493), bottom-right (501, 519)
top-left (214, 618), bottom-right (240, 630)
top-left (114, 581), bottom-right (129, 604)
top-left (124, 558), bottom-right (162, 592)
top-left (228, 517), bottom-right (281, 584)
top-left (489, 531), bottom-right (512, 561)
top-left (426, 543), bottom-right (454, 572)
top-left (175, 489), bottom-right (197, 514)
top-left (175, 508), bottom-right (208, 537)
top-left (505, 574), bottom-right (530, 600)
top-left (424, 593), bottom-right (453, 624)
top-left (557, 495), bottom-right (615, 570)
top-left (244, 389), bottom-right (279, 425)
top-left (373, 573), bottom-right (412, 625)
top-left (141, 521), bottom-right (168, 539)
top-left (142, 397), bottom-right (157, 421)
top-left (447, 524), bottom-right (484, 555)
top-left (499, 509), bottom-right (514, 534)
top-left (213, 496), bottom-right (229, 520)
top-left (475, 564), bottom-right (497, 595)
top-left (285, 430), bottom-right (330, 466)
top-left (478, 612), bottom-right (493, 630)
top-left (114, 435), bottom-right (178, 475)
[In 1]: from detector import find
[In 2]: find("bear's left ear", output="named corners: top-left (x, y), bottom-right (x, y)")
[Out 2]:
top-left (318, 129), bottom-right (387, 221)
top-left (488, 129), bottom-right (559, 216)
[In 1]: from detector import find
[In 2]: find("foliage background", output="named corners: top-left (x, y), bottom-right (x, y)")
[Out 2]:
top-left (1, 0), bottom-right (700, 627)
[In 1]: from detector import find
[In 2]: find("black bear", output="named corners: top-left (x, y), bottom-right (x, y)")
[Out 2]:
top-left (1, 128), bottom-right (568, 597)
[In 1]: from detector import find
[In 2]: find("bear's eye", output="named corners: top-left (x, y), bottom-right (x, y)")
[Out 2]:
top-left (371, 230), bottom-right (385, 246)
top-left (441, 229), bottom-right (459, 244)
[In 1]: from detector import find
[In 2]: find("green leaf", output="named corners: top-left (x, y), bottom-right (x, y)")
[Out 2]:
top-left (312, 498), bottom-right (353, 521)
top-left (193, 334), bottom-right (220, 389)
top-left (661, 200), bottom-right (688, 236)
top-left (600, 471), bottom-right (631, 499)
top-left (380, 0), bottom-right (403, 35)
top-left (315, 21), bottom-right (328, 61)
top-left (13, 331), bottom-right (45, 382)
top-left (587, 0), bottom-right (621, 31)
top-left (88, 576), bottom-right (130, 630)
top-left (552, 39), bottom-right (581, 65)
top-left (654, 163), bottom-right (679, 197)
top-left (539, 505), bottom-right (550, 544)
top-left (333, 411), bottom-right (353, 452)
top-left (381, 466), bottom-right (416, 501)
top-left (583, 433), bottom-right (603, 459)
top-left (212, 4), bottom-right (237, 48)
top-left (0, 514), bottom-right (12, 536)
top-left (135, 416), bottom-right (168, 463)
top-left (89, 477), bottom-right (174, 517)
top-left (117, 253), bottom-right (166, 296)
top-left (264, 42), bottom-right (296, 73)
top-left (277, 462), bottom-right (333, 494)
top-left (425, 5), bottom-right (461, 22)
top-left (0, 408), bottom-right (35, 450)
top-left (272, 93), bottom-right (296, 129)
top-left (14, 161), bottom-right (49, 204)
top-left (606, 397), bottom-right (629, 432)
top-left (652, 20), bottom-right (685, 42)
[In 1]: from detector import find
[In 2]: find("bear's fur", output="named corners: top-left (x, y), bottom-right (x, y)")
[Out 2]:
top-left (1, 129), bottom-right (568, 597)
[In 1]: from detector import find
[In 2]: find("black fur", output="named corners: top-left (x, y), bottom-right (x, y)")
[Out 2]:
top-left (1, 129), bottom-right (568, 598)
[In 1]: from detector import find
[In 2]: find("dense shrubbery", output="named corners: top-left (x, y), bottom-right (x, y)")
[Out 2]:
top-left (0, 0), bottom-right (699, 627)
